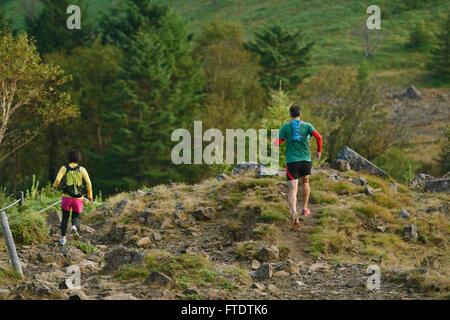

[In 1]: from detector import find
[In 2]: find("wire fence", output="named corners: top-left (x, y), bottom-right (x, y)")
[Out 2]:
top-left (1, 192), bottom-right (103, 214)
top-left (1, 191), bottom-right (104, 277)
top-left (0, 199), bottom-right (21, 212)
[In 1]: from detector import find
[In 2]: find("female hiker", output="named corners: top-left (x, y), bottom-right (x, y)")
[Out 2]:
top-left (51, 149), bottom-right (93, 245)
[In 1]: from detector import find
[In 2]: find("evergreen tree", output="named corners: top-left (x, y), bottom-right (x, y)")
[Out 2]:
top-left (98, 1), bottom-right (203, 192)
top-left (246, 24), bottom-right (314, 91)
top-left (427, 13), bottom-right (450, 83)
top-left (26, 0), bottom-right (94, 54)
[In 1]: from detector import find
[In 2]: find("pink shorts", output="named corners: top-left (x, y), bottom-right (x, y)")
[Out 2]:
top-left (61, 196), bottom-right (83, 214)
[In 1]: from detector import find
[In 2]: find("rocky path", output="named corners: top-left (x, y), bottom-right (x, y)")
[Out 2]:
top-left (0, 182), bottom-right (435, 300)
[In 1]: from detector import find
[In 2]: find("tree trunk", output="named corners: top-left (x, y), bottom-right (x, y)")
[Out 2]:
top-left (47, 125), bottom-right (58, 183)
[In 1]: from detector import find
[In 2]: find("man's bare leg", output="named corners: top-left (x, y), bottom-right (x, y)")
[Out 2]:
top-left (287, 179), bottom-right (299, 223)
top-left (301, 175), bottom-right (310, 210)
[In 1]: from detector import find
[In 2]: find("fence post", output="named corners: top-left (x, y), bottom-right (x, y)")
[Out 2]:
top-left (0, 211), bottom-right (23, 277)
top-left (19, 191), bottom-right (24, 206)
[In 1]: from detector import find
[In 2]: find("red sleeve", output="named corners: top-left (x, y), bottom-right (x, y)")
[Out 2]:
top-left (273, 138), bottom-right (285, 146)
top-left (311, 131), bottom-right (322, 152)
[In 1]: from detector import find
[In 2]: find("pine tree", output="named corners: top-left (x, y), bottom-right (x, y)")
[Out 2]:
top-left (98, 1), bottom-right (203, 192)
top-left (26, 0), bottom-right (94, 54)
top-left (427, 13), bottom-right (450, 83)
top-left (246, 24), bottom-right (314, 91)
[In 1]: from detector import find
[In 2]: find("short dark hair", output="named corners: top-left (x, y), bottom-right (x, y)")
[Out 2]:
top-left (68, 149), bottom-right (81, 163)
top-left (290, 104), bottom-right (302, 118)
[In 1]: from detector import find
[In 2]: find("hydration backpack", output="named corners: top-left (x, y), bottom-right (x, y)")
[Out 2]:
top-left (290, 120), bottom-right (304, 142)
top-left (62, 165), bottom-right (86, 198)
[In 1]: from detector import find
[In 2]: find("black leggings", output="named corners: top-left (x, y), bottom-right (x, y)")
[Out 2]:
top-left (61, 210), bottom-right (80, 236)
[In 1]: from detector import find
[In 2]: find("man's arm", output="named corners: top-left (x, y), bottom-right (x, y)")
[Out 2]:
top-left (274, 125), bottom-right (286, 146)
top-left (273, 138), bottom-right (285, 146)
top-left (311, 130), bottom-right (322, 160)
top-left (311, 130), bottom-right (322, 152)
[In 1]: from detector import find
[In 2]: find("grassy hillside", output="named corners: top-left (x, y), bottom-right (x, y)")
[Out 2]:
top-left (1, 167), bottom-right (448, 299)
top-left (1, 0), bottom-right (448, 86)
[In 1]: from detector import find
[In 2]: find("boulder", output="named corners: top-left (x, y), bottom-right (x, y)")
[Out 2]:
top-left (409, 174), bottom-right (435, 189)
top-left (337, 146), bottom-right (389, 177)
top-left (404, 85), bottom-right (423, 99)
top-left (251, 259), bottom-right (260, 270)
top-left (424, 179), bottom-right (450, 193)
top-left (250, 263), bottom-right (272, 280)
top-left (56, 246), bottom-right (85, 264)
top-left (364, 185), bottom-right (375, 196)
top-left (103, 246), bottom-right (144, 273)
top-left (145, 271), bottom-right (176, 289)
top-left (335, 159), bottom-right (351, 172)
top-left (233, 162), bottom-right (265, 175)
top-left (100, 225), bottom-right (127, 244)
top-left (132, 190), bottom-right (145, 197)
top-left (389, 182), bottom-right (399, 192)
top-left (400, 209), bottom-right (411, 220)
top-left (151, 232), bottom-right (162, 241)
top-left (352, 177), bottom-right (368, 186)
top-left (273, 260), bottom-right (300, 275)
top-left (46, 210), bottom-right (61, 226)
top-left (403, 224), bottom-right (418, 242)
top-left (216, 173), bottom-right (230, 181)
top-left (255, 245), bottom-right (279, 262)
top-left (328, 172), bottom-right (343, 182)
top-left (137, 237), bottom-right (152, 249)
top-left (192, 207), bottom-right (216, 221)
top-left (114, 199), bottom-right (128, 214)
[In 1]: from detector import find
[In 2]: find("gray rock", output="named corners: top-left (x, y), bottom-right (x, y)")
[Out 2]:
top-left (251, 283), bottom-right (265, 290)
top-left (56, 246), bottom-right (85, 263)
top-left (216, 173), bottom-right (230, 181)
top-left (255, 245), bottom-right (279, 262)
top-left (404, 85), bottom-right (423, 99)
top-left (337, 146), bottom-right (389, 177)
top-left (137, 237), bottom-right (151, 248)
top-left (251, 259), bottom-right (260, 270)
top-left (132, 190), bottom-right (145, 197)
top-left (114, 199), bottom-right (128, 214)
top-left (46, 210), bottom-right (61, 226)
top-left (352, 177), bottom-right (368, 186)
top-left (364, 185), bottom-right (375, 196)
top-left (273, 260), bottom-right (300, 275)
top-left (403, 224), bottom-right (418, 241)
top-left (336, 159), bottom-right (351, 172)
top-left (328, 172), bottom-right (343, 181)
top-left (159, 217), bottom-right (172, 229)
top-left (389, 182), bottom-right (399, 192)
top-left (233, 162), bottom-right (265, 175)
top-left (400, 209), bottom-right (411, 220)
top-left (145, 271), bottom-right (176, 289)
top-left (101, 225), bottom-right (127, 244)
top-left (409, 174), bottom-right (435, 189)
top-left (424, 178), bottom-right (450, 193)
top-left (103, 246), bottom-right (144, 272)
top-left (192, 207), bottom-right (216, 221)
top-left (250, 263), bottom-right (272, 280)
top-left (152, 232), bottom-right (162, 241)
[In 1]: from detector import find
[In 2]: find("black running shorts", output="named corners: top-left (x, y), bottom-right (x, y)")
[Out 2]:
top-left (286, 161), bottom-right (312, 181)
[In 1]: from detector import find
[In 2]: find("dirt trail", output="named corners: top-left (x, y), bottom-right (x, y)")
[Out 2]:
top-left (0, 178), bottom-right (435, 300)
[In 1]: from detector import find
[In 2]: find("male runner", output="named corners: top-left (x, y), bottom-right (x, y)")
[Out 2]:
top-left (274, 104), bottom-right (322, 227)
